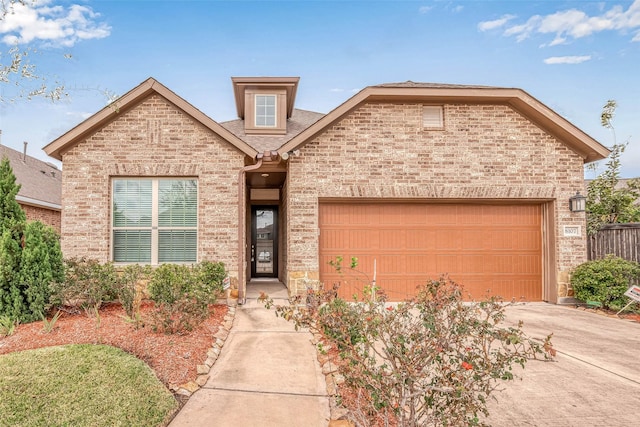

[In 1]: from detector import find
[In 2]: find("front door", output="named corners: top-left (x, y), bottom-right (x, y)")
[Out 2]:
top-left (251, 206), bottom-right (278, 278)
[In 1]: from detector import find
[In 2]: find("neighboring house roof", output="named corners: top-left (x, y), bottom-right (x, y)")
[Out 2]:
top-left (0, 144), bottom-right (61, 210)
top-left (278, 82), bottom-right (610, 163)
top-left (220, 108), bottom-right (325, 153)
top-left (44, 78), bottom-right (259, 161)
top-left (43, 77), bottom-right (610, 164)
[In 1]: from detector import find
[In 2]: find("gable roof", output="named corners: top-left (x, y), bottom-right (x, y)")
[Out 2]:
top-left (278, 82), bottom-right (610, 163)
top-left (0, 144), bottom-right (61, 210)
top-left (44, 77), bottom-right (259, 161)
top-left (220, 108), bottom-right (325, 153)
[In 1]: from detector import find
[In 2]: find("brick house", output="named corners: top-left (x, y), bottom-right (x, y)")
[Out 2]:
top-left (1, 143), bottom-right (62, 233)
top-left (44, 77), bottom-right (609, 303)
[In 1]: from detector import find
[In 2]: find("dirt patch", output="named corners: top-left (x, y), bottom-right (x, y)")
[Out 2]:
top-left (0, 302), bottom-right (227, 389)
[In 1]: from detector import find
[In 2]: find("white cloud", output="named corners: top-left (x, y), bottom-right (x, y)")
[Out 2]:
top-left (66, 111), bottom-right (93, 120)
top-left (452, 5), bottom-right (464, 14)
top-left (330, 88), bottom-right (344, 93)
top-left (478, 14), bottom-right (517, 32)
top-left (496, 0), bottom-right (640, 44)
top-left (0, 0), bottom-right (111, 47)
top-left (419, 6), bottom-right (433, 15)
top-left (543, 55), bottom-right (592, 64)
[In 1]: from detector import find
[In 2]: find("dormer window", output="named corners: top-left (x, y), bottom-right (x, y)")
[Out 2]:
top-left (255, 95), bottom-right (276, 127)
top-left (231, 77), bottom-right (300, 135)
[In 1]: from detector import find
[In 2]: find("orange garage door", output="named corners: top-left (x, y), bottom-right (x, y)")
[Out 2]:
top-left (319, 203), bottom-right (542, 302)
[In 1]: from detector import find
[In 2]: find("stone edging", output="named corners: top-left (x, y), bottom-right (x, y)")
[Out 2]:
top-left (310, 332), bottom-right (352, 425)
top-left (171, 305), bottom-right (236, 397)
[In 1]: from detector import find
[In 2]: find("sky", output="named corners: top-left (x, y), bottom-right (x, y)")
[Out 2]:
top-left (0, 0), bottom-right (639, 178)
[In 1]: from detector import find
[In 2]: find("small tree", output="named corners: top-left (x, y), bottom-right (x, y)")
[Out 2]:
top-left (0, 157), bottom-right (27, 319)
top-left (0, 157), bottom-right (26, 229)
top-left (586, 100), bottom-right (640, 235)
top-left (0, 157), bottom-right (63, 322)
top-left (17, 221), bottom-right (64, 322)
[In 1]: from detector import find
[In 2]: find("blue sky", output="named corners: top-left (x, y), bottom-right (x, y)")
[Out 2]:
top-left (1, 0), bottom-right (639, 177)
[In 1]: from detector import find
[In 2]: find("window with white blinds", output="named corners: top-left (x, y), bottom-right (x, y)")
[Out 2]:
top-left (112, 178), bottom-right (198, 264)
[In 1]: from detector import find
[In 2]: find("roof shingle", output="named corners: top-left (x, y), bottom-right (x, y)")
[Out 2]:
top-left (0, 145), bottom-right (61, 208)
top-left (220, 108), bottom-right (325, 153)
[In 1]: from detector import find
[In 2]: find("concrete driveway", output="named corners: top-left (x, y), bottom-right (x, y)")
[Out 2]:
top-left (485, 303), bottom-right (640, 426)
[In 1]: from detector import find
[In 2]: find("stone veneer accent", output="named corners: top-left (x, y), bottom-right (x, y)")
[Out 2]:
top-left (285, 102), bottom-right (587, 300)
top-left (60, 94), bottom-right (245, 282)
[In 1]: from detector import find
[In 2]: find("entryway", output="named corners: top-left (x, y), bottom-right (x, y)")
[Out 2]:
top-left (251, 206), bottom-right (278, 278)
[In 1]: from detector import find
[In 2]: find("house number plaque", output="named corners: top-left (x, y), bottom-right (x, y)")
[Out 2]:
top-left (563, 226), bottom-right (581, 237)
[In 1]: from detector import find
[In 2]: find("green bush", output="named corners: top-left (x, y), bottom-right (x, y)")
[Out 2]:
top-left (17, 221), bottom-right (64, 322)
top-left (147, 262), bottom-right (226, 334)
top-left (148, 299), bottom-right (209, 334)
top-left (148, 264), bottom-right (193, 305)
top-left (50, 258), bottom-right (119, 312)
top-left (194, 260), bottom-right (226, 304)
top-left (571, 256), bottom-right (640, 309)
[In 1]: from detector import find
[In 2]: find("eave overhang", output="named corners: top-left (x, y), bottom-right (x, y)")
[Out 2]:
top-left (231, 76), bottom-right (300, 120)
top-left (44, 77), bottom-right (258, 161)
top-left (278, 86), bottom-right (610, 163)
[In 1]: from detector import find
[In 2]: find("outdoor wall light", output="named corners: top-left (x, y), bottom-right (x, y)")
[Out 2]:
top-left (569, 191), bottom-right (586, 212)
top-left (280, 150), bottom-right (300, 161)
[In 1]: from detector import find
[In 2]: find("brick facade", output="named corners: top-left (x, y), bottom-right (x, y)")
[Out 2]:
top-left (60, 94), bottom-right (245, 282)
top-left (286, 102), bottom-right (587, 298)
top-left (48, 78), bottom-right (605, 303)
top-left (21, 204), bottom-right (61, 234)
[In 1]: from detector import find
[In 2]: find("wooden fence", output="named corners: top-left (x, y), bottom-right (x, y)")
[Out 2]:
top-left (587, 223), bottom-right (640, 263)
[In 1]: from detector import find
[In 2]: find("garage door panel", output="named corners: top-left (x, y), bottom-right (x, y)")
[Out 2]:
top-left (428, 205), bottom-right (458, 224)
top-left (380, 229), bottom-right (404, 249)
top-left (407, 230), bottom-right (436, 249)
top-left (320, 229), bottom-right (346, 251)
top-left (349, 229), bottom-right (378, 250)
top-left (460, 230), bottom-right (489, 250)
top-left (436, 229), bottom-right (462, 250)
top-left (319, 203), bottom-right (542, 301)
top-left (406, 255), bottom-right (436, 274)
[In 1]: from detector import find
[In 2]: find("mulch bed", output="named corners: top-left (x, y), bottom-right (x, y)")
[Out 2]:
top-left (0, 301), bottom-right (227, 389)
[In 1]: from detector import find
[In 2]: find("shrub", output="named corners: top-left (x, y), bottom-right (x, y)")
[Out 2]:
top-left (148, 299), bottom-right (209, 334)
top-left (116, 264), bottom-right (153, 318)
top-left (571, 256), bottom-right (640, 310)
top-left (16, 221), bottom-right (64, 322)
top-left (268, 277), bottom-right (554, 426)
top-left (193, 260), bottom-right (226, 304)
top-left (148, 264), bottom-right (193, 305)
top-left (0, 158), bottom-right (65, 323)
top-left (147, 262), bottom-right (225, 334)
top-left (50, 258), bottom-right (119, 312)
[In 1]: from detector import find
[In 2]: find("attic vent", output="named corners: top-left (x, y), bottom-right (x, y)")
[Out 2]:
top-left (422, 105), bottom-right (444, 129)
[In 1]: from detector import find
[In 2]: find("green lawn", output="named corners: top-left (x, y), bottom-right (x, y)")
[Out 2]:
top-left (0, 344), bottom-right (178, 427)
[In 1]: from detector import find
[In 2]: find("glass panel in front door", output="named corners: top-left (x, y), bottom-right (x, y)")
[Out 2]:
top-left (255, 209), bottom-right (274, 275)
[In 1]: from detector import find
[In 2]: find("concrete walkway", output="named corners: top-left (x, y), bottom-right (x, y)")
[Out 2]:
top-left (169, 280), bottom-right (330, 427)
top-left (485, 303), bottom-right (640, 426)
